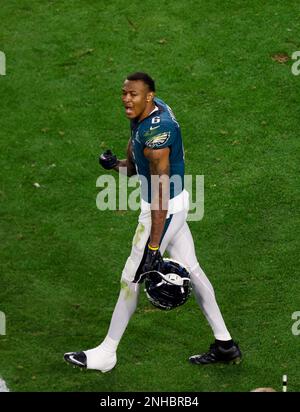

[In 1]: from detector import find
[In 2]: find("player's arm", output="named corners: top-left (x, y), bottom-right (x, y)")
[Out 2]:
top-left (99, 139), bottom-right (136, 177)
top-left (113, 139), bottom-right (136, 176)
top-left (144, 146), bottom-right (170, 248)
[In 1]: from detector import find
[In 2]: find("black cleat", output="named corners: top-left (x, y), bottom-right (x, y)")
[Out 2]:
top-left (64, 351), bottom-right (87, 368)
top-left (189, 341), bottom-right (242, 365)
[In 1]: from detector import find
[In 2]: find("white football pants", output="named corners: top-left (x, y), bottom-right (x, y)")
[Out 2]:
top-left (105, 209), bottom-right (232, 349)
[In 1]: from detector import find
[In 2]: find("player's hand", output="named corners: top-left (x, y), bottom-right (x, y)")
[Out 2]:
top-left (99, 149), bottom-right (118, 170)
top-left (141, 244), bottom-right (164, 274)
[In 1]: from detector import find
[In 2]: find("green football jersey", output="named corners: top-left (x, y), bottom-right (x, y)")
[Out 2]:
top-left (130, 97), bottom-right (185, 203)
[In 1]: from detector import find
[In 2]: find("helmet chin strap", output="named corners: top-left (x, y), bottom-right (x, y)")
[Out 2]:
top-left (136, 258), bottom-right (192, 310)
top-left (138, 270), bottom-right (190, 287)
top-left (135, 269), bottom-right (162, 284)
top-left (137, 258), bottom-right (191, 284)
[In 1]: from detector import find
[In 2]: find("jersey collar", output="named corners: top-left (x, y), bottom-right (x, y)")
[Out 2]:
top-left (148, 105), bottom-right (159, 116)
top-left (131, 105), bottom-right (159, 130)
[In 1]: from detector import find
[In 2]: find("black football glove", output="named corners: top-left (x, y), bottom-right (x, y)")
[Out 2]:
top-left (99, 149), bottom-right (118, 170)
top-left (141, 244), bottom-right (164, 274)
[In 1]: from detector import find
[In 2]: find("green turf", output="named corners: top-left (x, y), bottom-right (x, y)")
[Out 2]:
top-left (1, 0), bottom-right (299, 392)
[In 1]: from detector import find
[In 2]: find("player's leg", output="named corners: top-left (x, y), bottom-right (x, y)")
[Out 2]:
top-left (64, 278), bottom-right (140, 372)
top-left (166, 221), bottom-right (241, 364)
top-left (79, 279), bottom-right (141, 371)
top-left (64, 212), bottom-right (151, 372)
top-left (167, 221), bottom-right (231, 340)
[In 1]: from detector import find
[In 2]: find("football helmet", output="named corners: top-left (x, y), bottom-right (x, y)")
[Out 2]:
top-left (143, 258), bottom-right (191, 310)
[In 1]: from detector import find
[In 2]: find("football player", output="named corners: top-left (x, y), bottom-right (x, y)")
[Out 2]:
top-left (64, 72), bottom-right (241, 371)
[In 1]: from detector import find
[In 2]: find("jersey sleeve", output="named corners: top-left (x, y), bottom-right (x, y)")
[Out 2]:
top-left (143, 121), bottom-right (176, 150)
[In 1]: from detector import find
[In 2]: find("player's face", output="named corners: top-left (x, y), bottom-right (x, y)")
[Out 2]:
top-left (122, 80), bottom-right (153, 121)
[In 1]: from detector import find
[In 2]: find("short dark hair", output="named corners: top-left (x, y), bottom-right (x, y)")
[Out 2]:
top-left (126, 72), bottom-right (155, 92)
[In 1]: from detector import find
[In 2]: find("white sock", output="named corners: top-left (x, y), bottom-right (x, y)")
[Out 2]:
top-left (190, 263), bottom-right (232, 341)
top-left (83, 336), bottom-right (116, 368)
top-left (106, 280), bottom-right (140, 342)
top-left (100, 336), bottom-right (119, 352)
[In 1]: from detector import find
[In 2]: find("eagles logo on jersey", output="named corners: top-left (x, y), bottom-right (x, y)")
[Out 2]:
top-left (145, 131), bottom-right (170, 149)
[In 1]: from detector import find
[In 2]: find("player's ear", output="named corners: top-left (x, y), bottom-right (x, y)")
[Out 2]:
top-left (147, 93), bottom-right (154, 102)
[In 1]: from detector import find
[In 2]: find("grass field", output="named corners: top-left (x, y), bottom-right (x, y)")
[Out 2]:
top-left (1, 0), bottom-right (299, 392)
